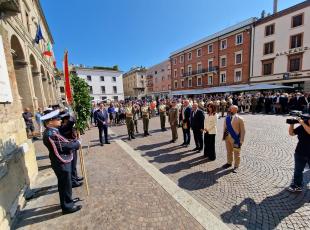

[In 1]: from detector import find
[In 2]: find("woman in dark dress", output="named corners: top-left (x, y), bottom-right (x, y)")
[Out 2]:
top-left (203, 103), bottom-right (218, 160)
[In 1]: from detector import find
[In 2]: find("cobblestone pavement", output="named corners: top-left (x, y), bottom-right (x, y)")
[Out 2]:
top-left (14, 128), bottom-right (204, 230)
top-left (111, 114), bottom-right (310, 230)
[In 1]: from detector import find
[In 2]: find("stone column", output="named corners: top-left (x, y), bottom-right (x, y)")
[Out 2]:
top-left (32, 72), bottom-right (46, 108)
top-left (42, 76), bottom-right (51, 106)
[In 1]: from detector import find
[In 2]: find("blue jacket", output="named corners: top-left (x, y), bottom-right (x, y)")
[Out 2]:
top-left (94, 109), bottom-right (109, 127)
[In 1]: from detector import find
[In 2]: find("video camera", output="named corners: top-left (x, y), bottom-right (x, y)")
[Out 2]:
top-left (286, 110), bottom-right (310, 125)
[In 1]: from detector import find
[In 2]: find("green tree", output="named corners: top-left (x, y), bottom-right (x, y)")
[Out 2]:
top-left (70, 72), bottom-right (91, 133)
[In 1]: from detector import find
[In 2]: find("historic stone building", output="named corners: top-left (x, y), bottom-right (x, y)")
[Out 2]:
top-left (123, 67), bottom-right (147, 99)
top-left (0, 1), bottom-right (58, 229)
top-left (146, 60), bottom-right (171, 99)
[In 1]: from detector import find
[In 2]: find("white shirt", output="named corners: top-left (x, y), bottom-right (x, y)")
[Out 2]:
top-left (204, 113), bottom-right (218, 134)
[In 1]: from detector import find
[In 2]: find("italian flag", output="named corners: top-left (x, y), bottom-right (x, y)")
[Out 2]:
top-left (43, 42), bottom-right (53, 57)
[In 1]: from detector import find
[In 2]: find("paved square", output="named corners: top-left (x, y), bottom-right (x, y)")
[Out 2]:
top-left (111, 114), bottom-right (310, 230)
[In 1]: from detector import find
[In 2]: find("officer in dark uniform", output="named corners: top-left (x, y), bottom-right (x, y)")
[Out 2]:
top-left (41, 109), bottom-right (82, 214)
top-left (59, 111), bottom-right (84, 188)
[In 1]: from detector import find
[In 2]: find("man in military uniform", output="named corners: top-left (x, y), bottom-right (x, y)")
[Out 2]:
top-left (125, 102), bottom-right (135, 140)
top-left (159, 100), bottom-right (167, 131)
top-left (41, 110), bottom-right (82, 214)
top-left (59, 112), bottom-right (83, 188)
top-left (141, 101), bottom-right (151, 136)
top-left (168, 100), bottom-right (179, 143)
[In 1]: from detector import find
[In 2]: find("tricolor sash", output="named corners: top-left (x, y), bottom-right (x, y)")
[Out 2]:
top-left (226, 116), bottom-right (240, 147)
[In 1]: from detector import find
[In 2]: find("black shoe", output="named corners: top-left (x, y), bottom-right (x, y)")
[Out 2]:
top-left (192, 148), bottom-right (199, 151)
top-left (72, 182), bottom-right (83, 188)
top-left (222, 163), bottom-right (232, 169)
top-left (180, 143), bottom-right (186, 146)
top-left (77, 177), bottom-right (84, 181)
top-left (170, 140), bottom-right (175, 143)
top-left (131, 135), bottom-right (135, 139)
top-left (233, 167), bottom-right (239, 173)
top-left (105, 141), bottom-right (111, 144)
top-left (100, 143), bottom-right (104, 146)
top-left (62, 205), bottom-right (82, 215)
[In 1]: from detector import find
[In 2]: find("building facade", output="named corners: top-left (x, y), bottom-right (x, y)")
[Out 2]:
top-left (251, 1), bottom-right (310, 91)
top-left (170, 18), bottom-right (255, 96)
top-left (146, 60), bottom-right (171, 99)
top-left (0, 0), bottom-right (58, 229)
top-left (74, 66), bottom-right (124, 102)
top-left (123, 67), bottom-right (147, 99)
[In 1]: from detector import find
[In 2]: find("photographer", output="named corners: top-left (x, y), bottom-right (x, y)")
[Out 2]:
top-left (288, 118), bottom-right (310, 192)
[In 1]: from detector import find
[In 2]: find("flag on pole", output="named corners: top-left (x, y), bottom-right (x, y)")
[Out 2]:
top-left (63, 51), bottom-right (73, 105)
top-left (43, 42), bottom-right (53, 56)
top-left (34, 24), bottom-right (44, 44)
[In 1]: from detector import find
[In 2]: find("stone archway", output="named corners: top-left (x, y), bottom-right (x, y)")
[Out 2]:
top-left (10, 35), bottom-right (35, 111)
top-left (46, 72), bottom-right (55, 104)
top-left (29, 54), bottom-right (46, 108)
top-left (41, 66), bottom-right (51, 106)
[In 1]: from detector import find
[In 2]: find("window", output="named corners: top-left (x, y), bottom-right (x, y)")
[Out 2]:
top-left (113, 96), bottom-right (118, 100)
top-left (162, 76), bottom-right (165, 81)
top-left (181, 67), bottom-right (184, 77)
top-left (208, 44), bottom-right (213, 53)
top-left (101, 86), bottom-right (106, 93)
top-left (113, 86), bottom-right (117, 93)
top-left (60, 86), bottom-right (65, 93)
top-left (265, 24), bottom-right (275, 36)
top-left (197, 76), bottom-right (202, 86)
top-left (101, 96), bottom-right (107, 100)
top-left (236, 33), bottom-right (243, 45)
top-left (220, 72), bottom-right (226, 84)
top-left (197, 63), bottom-right (202, 73)
top-left (220, 39), bottom-right (227, 50)
top-left (220, 56), bottom-right (227, 68)
top-left (112, 76), bottom-right (116, 82)
top-left (208, 59), bottom-right (213, 71)
top-left (100, 76), bottom-right (105, 81)
top-left (187, 65), bottom-right (192, 75)
top-left (180, 55), bottom-right (184, 63)
top-left (208, 75), bottom-right (213, 85)
top-left (174, 69), bottom-right (177, 78)
top-left (235, 52), bottom-right (242, 64)
top-left (173, 58), bottom-right (177, 65)
top-left (25, 12), bottom-right (31, 33)
top-left (290, 34), bottom-right (302, 49)
top-left (154, 71), bottom-right (158, 75)
top-left (188, 78), bottom-right (192, 87)
top-left (174, 80), bottom-right (178, 89)
top-left (234, 69), bottom-right (242, 82)
top-left (262, 59), bottom-right (274, 75)
top-left (292, 14), bottom-right (303, 28)
top-left (87, 75), bottom-right (92, 81)
top-left (89, 86), bottom-right (93, 93)
top-left (288, 54), bottom-right (302, 72)
top-left (188, 52), bottom-right (192, 60)
top-left (264, 41), bottom-right (274, 55)
top-left (197, 48), bottom-right (202, 57)
top-left (168, 84), bottom-right (171, 90)
top-left (181, 79), bottom-right (185, 88)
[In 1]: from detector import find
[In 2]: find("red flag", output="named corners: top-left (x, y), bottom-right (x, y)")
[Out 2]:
top-left (63, 51), bottom-right (73, 104)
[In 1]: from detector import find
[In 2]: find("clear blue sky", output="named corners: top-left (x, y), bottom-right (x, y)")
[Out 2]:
top-left (41, 0), bottom-right (305, 72)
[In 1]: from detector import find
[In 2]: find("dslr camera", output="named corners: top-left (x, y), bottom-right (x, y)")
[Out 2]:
top-left (286, 110), bottom-right (310, 125)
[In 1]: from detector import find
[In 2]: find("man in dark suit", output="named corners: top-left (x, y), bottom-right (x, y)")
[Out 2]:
top-left (180, 100), bottom-right (191, 147)
top-left (190, 102), bottom-right (205, 152)
top-left (291, 92), bottom-right (308, 112)
top-left (94, 102), bottom-right (110, 146)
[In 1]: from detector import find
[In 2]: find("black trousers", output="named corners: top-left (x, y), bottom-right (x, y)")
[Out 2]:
top-left (98, 125), bottom-right (108, 144)
top-left (182, 128), bottom-right (191, 145)
top-left (193, 129), bottom-right (203, 150)
top-left (71, 150), bottom-right (79, 185)
top-left (204, 133), bottom-right (216, 160)
top-left (52, 163), bottom-right (74, 211)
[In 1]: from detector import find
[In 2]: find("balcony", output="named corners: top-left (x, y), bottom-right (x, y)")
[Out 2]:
top-left (181, 66), bottom-right (218, 77)
top-left (0, 0), bottom-right (20, 16)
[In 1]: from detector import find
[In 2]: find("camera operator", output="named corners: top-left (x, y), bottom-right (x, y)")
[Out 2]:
top-left (288, 117), bottom-right (310, 192)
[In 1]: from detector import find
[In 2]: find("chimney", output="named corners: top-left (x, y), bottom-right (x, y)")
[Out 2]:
top-left (273, 0), bottom-right (278, 14)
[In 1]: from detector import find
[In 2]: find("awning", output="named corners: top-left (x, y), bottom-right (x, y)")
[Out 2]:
top-left (171, 84), bottom-right (294, 96)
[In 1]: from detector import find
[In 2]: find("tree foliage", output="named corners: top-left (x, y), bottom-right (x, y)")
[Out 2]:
top-left (70, 72), bottom-right (91, 133)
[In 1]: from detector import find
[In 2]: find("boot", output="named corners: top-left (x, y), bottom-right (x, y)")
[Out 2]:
top-left (144, 131), bottom-right (147, 137)
top-left (128, 134), bottom-right (131, 141)
top-left (131, 134), bottom-right (135, 139)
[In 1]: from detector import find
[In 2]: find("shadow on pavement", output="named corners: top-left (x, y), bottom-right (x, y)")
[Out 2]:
top-left (14, 204), bottom-right (62, 229)
top-left (135, 140), bottom-right (171, 151)
top-left (221, 170), bottom-right (310, 230)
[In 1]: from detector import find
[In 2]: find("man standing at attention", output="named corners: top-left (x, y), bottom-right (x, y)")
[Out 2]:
top-left (168, 100), bottom-right (179, 143)
top-left (190, 102), bottom-right (205, 152)
top-left (180, 100), bottom-right (191, 147)
top-left (159, 99), bottom-right (167, 131)
top-left (222, 105), bottom-right (245, 173)
top-left (94, 102), bottom-right (110, 146)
